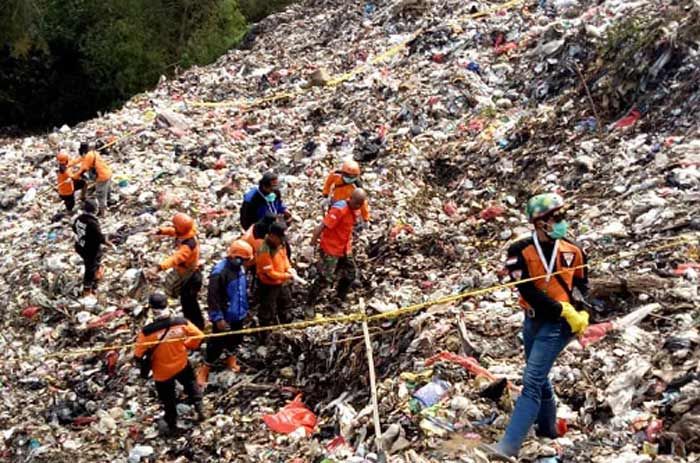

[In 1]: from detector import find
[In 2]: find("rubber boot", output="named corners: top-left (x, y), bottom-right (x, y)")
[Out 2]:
top-left (195, 364), bottom-right (210, 389)
top-left (225, 355), bottom-right (241, 373)
top-left (336, 278), bottom-right (352, 301)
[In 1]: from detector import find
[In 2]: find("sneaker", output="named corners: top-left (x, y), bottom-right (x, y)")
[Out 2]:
top-left (225, 355), bottom-right (241, 373)
top-left (195, 364), bottom-right (210, 389)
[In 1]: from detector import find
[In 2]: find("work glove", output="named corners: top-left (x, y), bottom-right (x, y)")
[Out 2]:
top-left (560, 302), bottom-right (589, 335)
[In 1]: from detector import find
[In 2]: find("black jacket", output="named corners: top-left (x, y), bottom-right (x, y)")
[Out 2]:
top-left (240, 186), bottom-right (287, 230)
top-left (73, 213), bottom-right (105, 255)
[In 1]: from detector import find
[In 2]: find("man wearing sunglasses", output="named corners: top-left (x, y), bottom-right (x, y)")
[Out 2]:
top-left (482, 193), bottom-right (590, 460)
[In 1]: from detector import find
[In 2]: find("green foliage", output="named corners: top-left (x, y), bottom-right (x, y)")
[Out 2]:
top-left (0, 0), bottom-right (291, 130)
top-left (239, 0), bottom-right (296, 23)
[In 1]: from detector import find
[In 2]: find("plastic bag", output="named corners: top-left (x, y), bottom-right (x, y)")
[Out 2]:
top-left (579, 322), bottom-right (614, 348)
top-left (425, 352), bottom-right (497, 382)
top-left (262, 395), bottom-right (317, 436)
top-left (413, 379), bottom-right (450, 408)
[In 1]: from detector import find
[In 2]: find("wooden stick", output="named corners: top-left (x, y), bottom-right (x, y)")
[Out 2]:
top-left (573, 62), bottom-right (603, 137)
top-left (360, 298), bottom-right (383, 451)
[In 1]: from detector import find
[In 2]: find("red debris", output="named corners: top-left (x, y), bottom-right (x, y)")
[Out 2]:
top-left (443, 201), bottom-right (458, 217)
top-left (389, 223), bottom-right (414, 240)
top-left (614, 108), bottom-right (641, 129)
top-left (21, 306), bottom-right (41, 319)
top-left (479, 205), bottom-right (505, 220)
top-left (214, 157), bottom-right (226, 169)
top-left (87, 309), bottom-right (126, 330)
top-left (674, 263), bottom-right (700, 276)
top-left (645, 419), bottom-right (663, 442)
top-left (106, 350), bottom-right (119, 377)
top-left (556, 418), bottom-right (568, 437)
top-left (72, 416), bottom-right (98, 427)
top-left (579, 322), bottom-right (615, 348)
top-left (495, 42), bottom-right (518, 55)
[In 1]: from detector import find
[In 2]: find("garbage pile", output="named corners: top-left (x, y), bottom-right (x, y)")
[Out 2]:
top-left (1, 0), bottom-right (699, 461)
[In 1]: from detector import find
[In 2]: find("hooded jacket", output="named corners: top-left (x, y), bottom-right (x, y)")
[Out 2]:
top-left (208, 259), bottom-right (249, 323)
top-left (134, 317), bottom-right (203, 382)
top-left (73, 212), bottom-right (105, 255)
top-left (72, 150), bottom-right (112, 182)
top-left (158, 225), bottom-right (200, 275)
top-left (240, 187), bottom-right (287, 230)
top-left (322, 171), bottom-right (370, 221)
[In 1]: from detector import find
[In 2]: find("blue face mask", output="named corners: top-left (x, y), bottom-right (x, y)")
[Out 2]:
top-left (342, 175), bottom-right (357, 185)
top-left (547, 220), bottom-right (569, 239)
top-left (264, 192), bottom-right (277, 203)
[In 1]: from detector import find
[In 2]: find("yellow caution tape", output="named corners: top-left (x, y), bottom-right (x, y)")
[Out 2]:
top-left (35, 234), bottom-right (693, 361)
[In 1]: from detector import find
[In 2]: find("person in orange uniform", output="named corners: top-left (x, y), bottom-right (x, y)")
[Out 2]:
top-left (309, 188), bottom-right (368, 306)
top-left (71, 142), bottom-right (113, 215)
top-left (255, 222), bottom-right (294, 328)
top-left (151, 213), bottom-right (204, 329)
top-left (134, 293), bottom-right (204, 436)
top-left (322, 159), bottom-right (370, 223)
top-left (56, 152), bottom-right (85, 212)
top-left (481, 193), bottom-right (589, 459)
top-left (241, 212), bottom-right (277, 269)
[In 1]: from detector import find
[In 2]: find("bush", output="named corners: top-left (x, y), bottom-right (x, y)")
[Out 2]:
top-left (0, 0), bottom-right (255, 130)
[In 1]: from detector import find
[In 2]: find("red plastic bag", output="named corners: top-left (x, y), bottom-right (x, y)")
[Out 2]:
top-left (578, 322), bottom-right (614, 348)
top-left (22, 306), bottom-right (41, 319)
top-left (425, 352), bottom-right (496, 381)
top-left (263, 395), bottom-right (317, 436)
top-left (614, 109), bottom-right (641, 129)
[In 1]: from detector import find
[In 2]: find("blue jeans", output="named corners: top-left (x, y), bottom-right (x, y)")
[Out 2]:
top-left (498, 316), bottom-right (573, 456)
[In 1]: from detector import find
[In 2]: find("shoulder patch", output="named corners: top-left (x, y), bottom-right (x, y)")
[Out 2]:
top-left (507, 237), bottom-right (534, 256)
top-left (561, 252), bottom-right (575, 267)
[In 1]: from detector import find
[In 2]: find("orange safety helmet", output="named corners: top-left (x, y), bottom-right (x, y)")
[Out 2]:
top-left (340, 159), bottom-right (361, 176)
top-left (56, 152), bottom-right (70, 164)
top-left (172, 212), bottom-right (194, 235)
top-left (228, 239), bottom-right (254, 261)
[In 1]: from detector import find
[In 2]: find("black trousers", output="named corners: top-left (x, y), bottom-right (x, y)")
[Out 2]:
top-left (205, 320), bottom-right (244, 365)
top-left (180, 270), bottom-right (204, 329)
top-left (60, 194), bottom-right (75, 211)
top-left (257, 283), bottom-right (291, 326)
top-left (154, 363), bottom-right (201, 428)
top-left (77, 248), bottom-right (102, 290)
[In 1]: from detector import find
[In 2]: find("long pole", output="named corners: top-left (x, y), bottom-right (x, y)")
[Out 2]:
top-left (360, 299), bottom-right (383, 449)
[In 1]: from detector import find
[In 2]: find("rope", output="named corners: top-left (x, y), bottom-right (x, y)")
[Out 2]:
top-left (34, 234), bottom-right (693, 361)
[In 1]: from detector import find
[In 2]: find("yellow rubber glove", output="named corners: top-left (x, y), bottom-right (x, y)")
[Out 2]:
top-left (560, 302), bottom-right (589, 335)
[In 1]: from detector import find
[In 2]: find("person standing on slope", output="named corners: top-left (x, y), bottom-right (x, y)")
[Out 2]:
top-left (481, 193), bottom-right (589, 460)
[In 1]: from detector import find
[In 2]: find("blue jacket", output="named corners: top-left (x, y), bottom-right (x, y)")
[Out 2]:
top-left (240, 186), bottom-right (287, 229)
top-left (207, 259), bottom-right (249, 323)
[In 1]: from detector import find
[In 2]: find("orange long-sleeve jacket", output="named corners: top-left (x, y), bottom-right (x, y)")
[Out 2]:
top-left (158, 226), bottom-right (200, 275)
top-left (134, 317), bottom-right (203, 382)
top-left (241, 225), bottom-right (265, 268)
top-left (322, 171), bottom-right (370, 221)
top-left (72, 150), bottom-right (112, 182)
top-left (256, 241), bottom-right (291, 286)
top-left (57, 159), bottom-right (80, 196)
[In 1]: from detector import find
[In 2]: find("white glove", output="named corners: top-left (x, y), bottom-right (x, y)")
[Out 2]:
top-left (288, 268), bottom-right (308, 285)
